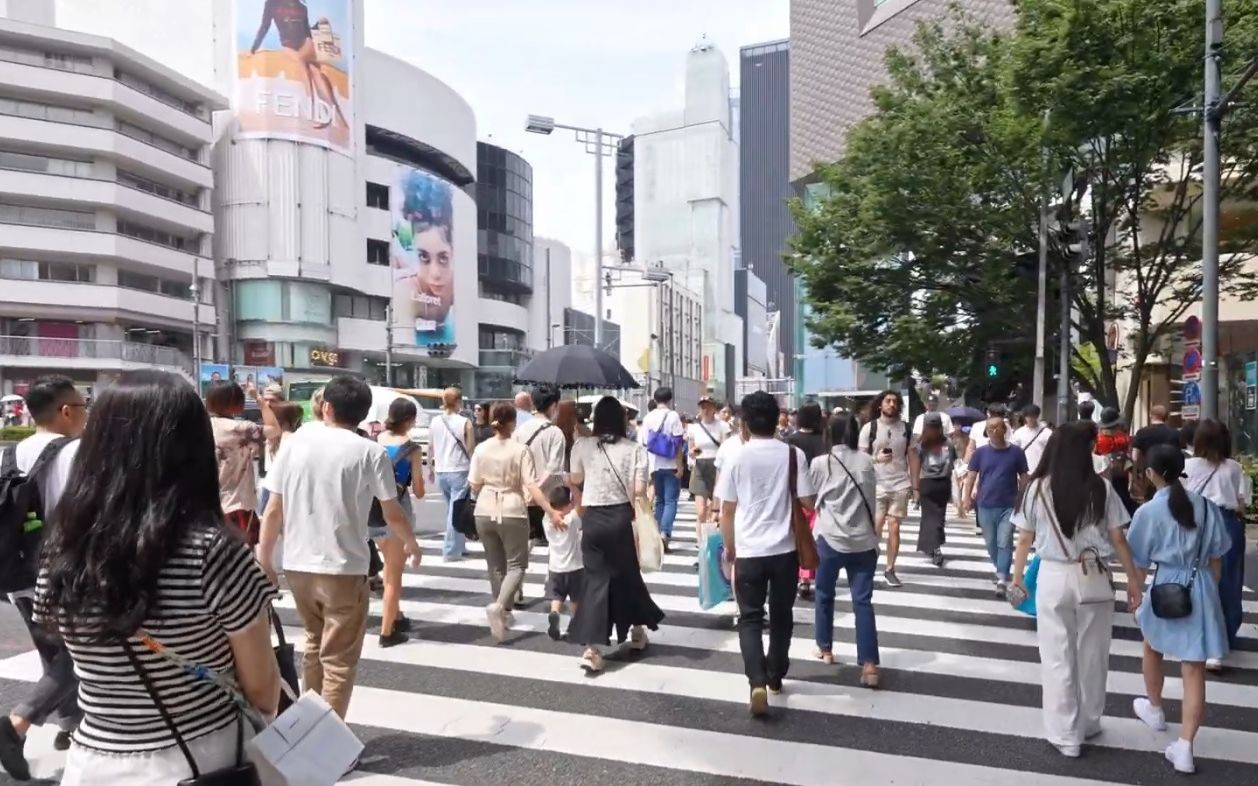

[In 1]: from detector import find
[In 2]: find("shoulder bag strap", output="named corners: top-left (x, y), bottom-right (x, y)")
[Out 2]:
top-left (1186, 500), bottom-right (1210, 588)
top-left (1190, 465), bottom-right (1220, 496)
top-left (788, 443), bottom-right (799, 502)
top-left (1028, 427), bottom-right (1048, 449)
top-left (525, 422), bottom-right (553, 447)
top-left (696, 421), bottom-right (720, 449)
top-left (1038, 481), bottom-right (1076, 560)
top-left (598, 442), bottom-right (632, 501)
top-left (122, 641), bottom-right (207, 776)
top-left (827, 452), bottom-right (876, 530)
top-left (439, 416), bottom-right (470, 459)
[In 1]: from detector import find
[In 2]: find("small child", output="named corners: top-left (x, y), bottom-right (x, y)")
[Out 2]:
top-left (543, 486), bottom-right (583, 641)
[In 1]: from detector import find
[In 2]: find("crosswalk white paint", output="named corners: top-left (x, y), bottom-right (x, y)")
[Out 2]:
top-left (0, 503), bottom-right (1254, 785)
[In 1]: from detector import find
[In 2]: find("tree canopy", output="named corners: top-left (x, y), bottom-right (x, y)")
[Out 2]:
top-left (792, 0), bottom-right (1258, 417)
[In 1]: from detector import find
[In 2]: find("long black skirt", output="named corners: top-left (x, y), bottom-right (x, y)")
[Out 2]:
top-left (916, 476), bottom-right (952, 555)
top-left (568, 503), bottom-right (666, 647)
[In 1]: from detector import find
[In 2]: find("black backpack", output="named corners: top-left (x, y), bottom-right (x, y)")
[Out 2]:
top-left (0, 437), bottom-right (73, 593)
top-left (867, 419), bottom-right (912, 458)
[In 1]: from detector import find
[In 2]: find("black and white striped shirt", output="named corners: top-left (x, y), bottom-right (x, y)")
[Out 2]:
top-left (35, 525), bottom-right (277, 753)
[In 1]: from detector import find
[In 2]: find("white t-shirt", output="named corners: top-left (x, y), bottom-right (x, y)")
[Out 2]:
top-left (857, 417), bottom-right (912, 494)
top-left (638, 407), bottom-right (685, 472)
top-left (1012, 478), bottom-right (1130, 562)
top-left (1184, 457), bottom-right (1246, 512)
top-left (714, 433), bottom-right (746, 473)
top-left (912, 411), bottom-right (953, 437)
top-left (687, 418), bottom-right (730, 459)
top-left (14, 431), bottom-right (79, 516)
top-left (1011, 424), bottom-right (1053, 476)
top-left (714, 439), bottom-right (816, 559)
top-left (264, 423), bottom-right (396, 575)
top-left (543, 510), bottom-right (583, 573)
top-left (430, 412), bottom-right (471, 473)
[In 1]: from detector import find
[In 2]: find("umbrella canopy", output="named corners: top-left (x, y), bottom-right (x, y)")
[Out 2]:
top-left (515, 345), bottom-right (639, 390)
top-left (0, 394), bottom-right (23, 404)
top-left (945, 405), bottom-right (986, 424)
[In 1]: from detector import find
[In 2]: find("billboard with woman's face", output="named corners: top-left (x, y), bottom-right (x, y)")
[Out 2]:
top-left (391, 168), bottom-right (456, 348)
top-left (235, 0), bottom-right (354, 155)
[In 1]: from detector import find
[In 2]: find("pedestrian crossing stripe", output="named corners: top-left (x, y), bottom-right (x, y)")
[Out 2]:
top-left (0, 506), bottom-right (1254, 784)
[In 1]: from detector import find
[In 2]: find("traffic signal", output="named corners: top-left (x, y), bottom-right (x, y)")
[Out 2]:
top-left (984, 348), bottom-right (1000, 379)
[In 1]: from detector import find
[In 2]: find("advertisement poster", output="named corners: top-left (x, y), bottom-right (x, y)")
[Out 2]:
top-left (391, 168), bottom-right (456, 348)
top-left (232, 365), bottom-right (285, 400)
top-left (199, 363), bottom-right (230, 396)
top-left (235, 0), bottom-right (353, 155)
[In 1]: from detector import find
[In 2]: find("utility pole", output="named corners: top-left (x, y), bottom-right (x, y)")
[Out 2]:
top-left (593, 128), bottom-right (604, 350)
top-left (545, 247), bottom-right (553, 348)
top-left (1033, 110), bottom-right (1051, 412)
top-left (190, 259), bottom-right (201, 385)
top-left (385, 303), bottom-right (394, 386)
top-left (1057, 234), bottom-right (1075, 425)
top-left (1201, 0), bottom-right (1223, 419)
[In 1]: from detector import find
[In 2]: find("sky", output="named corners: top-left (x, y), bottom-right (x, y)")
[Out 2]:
top-left (365, 0), bottom-right (790, 260)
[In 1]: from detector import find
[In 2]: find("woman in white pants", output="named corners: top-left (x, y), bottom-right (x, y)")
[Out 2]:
top-left (1011, 421), bottom-right (1142, 758)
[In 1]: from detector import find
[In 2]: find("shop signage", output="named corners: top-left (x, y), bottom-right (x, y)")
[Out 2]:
top-left (309, 347), bottom-right (343, 367)
top-left (243, 340), bottom-right (275, 366)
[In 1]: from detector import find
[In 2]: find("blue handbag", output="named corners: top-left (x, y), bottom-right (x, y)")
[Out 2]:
top-left (1015, 555), bottom-right (1040, 617)
top-left (645, 411), bottom-right (684, 458)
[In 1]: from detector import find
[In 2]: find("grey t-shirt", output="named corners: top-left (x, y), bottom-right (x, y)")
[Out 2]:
top-left (808, 447), bottom-right (880, 554)
top-left (917, 444), bottom-right (956, 480)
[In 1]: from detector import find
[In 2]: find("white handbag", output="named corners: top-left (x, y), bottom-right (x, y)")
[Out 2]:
top-left (633, 498), bottom-right (664, 573)
top-left (1038, 484), bottom-right (1115, 605)
top-left (247, 689), bottom-right (363, 786)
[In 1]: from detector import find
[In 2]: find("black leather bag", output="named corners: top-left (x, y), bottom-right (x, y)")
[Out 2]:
top-left (1149, 515), bottom-right (1206, 620)
top-left (270, 609), bottom-right (300, 714)
top-left (123, 642), bottom-right (261, 786)
top-left (452, 493), bottom-right (479, 540)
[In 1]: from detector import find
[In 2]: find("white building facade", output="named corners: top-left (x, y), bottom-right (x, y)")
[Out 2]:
top-left (0, 13), bottom-right (226, 397)
top-left (529, 237), bottom-right (572, 353)
top-left (606, 268), bottom-right (705, 412)
top-left (631, 39), bottom-right (743, 402)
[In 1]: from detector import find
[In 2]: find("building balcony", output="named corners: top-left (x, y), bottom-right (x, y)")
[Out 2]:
top-left (0, 279), bottom-right (214, 328)
top-left (0, 222), bottom-right (209, 278)
top-left (0, 167), bottom-right (211, 234)
top-left (0, 334), bottom-right (193, 376)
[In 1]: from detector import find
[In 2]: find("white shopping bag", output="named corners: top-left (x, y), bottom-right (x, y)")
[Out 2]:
top-left (247, 690), bottom-right (363, 786)
top-left (633, 498), bottom-right (664, 573)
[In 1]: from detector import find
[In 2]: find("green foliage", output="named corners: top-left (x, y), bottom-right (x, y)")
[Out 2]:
top-left (793, 0), bottom-right (1258, 418)
top-left (0, 426), bottom-right (35, 442)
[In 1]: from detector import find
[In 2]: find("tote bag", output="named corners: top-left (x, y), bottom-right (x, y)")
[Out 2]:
top-left (248, 689), bottom-right (363, 786)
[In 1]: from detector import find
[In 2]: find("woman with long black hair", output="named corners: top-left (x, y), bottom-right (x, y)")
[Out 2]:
top-left (1128, 444), bottom-right (1231, 774)
top-left (568, 396), bottom-right (665, 673)
top-left (1011, 422), bottom-right (1141, 759)
top-left (36, 370), bottom-right (280, 784)
top-left (911, 414), bottom-right (956, 567)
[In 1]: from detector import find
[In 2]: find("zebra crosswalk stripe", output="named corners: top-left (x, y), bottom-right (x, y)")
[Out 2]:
top-left (0, 503), bottom-right (1255, 784)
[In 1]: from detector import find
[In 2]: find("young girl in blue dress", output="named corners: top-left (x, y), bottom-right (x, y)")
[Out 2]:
top-left (1127, 445), bottom-right (1231, 775)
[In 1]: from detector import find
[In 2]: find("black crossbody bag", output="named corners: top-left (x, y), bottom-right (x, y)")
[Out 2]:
top-left (122, 642), bottom-right (260, 786)
top-left (1149, 516), bottom-right (1206, 620)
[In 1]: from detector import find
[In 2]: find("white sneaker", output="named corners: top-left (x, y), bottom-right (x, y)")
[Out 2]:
top-left (486, 603), bottom-right (507, 643)
top-left (1165, 738), bottom-right (1195, 774)
top-left (629, 626), bottom-right (649, 652)
top-left (1133, 697), bottom-right (1167, 731)
top-left (1051, 742), bottom-right (1081, 758)
top-left (1206, 657), bottom-right (1224, 672)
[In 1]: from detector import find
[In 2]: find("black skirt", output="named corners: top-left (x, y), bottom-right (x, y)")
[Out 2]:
top-left (916, 476), bottom-right (952, 555)
top-left (568, 503), bottom-right (666, 647)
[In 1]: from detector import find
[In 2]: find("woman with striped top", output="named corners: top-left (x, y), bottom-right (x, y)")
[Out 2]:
top-left (36, 370), bottom-right (281, 785)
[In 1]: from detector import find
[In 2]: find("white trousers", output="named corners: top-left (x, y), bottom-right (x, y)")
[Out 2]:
top-left (1035, 559), bottom-right (1114, 748)
top-left (60, 721), bottom-right (249, 786)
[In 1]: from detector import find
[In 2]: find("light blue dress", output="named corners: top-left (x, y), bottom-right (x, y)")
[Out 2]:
top-left (1128, 487), bottom-right (1231, 662)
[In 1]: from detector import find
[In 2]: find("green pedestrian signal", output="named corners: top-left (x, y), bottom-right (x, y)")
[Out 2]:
top-left (987, 363), bottom-right (999, 378)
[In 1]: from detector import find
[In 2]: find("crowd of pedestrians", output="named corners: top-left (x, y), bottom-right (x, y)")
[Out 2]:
top-left (0, 369), bottom-right (1250, 780)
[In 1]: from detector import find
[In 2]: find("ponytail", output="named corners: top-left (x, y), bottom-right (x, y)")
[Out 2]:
top-left (1146, 444), bottom-right (1196, 530)
top-left (1165, 479), bottom-right (1197, 530)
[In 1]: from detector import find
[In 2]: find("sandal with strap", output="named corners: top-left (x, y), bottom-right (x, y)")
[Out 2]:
top-left (860, 668), bottom-right (880, 689)
top-left (814, 649), bottom-right (836, 665)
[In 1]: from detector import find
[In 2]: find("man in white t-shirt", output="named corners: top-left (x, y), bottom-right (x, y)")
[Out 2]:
top-left (259, 375), bottom-right (420, 719)
top-left (639, 388), bottom-right (686, 549)
top-left (912, 396), bottom-right (953, 440)
top-left (0, 376), bottom-right (86, 777)
top-left (715, 391), bottom-right (816, 716)
top-left (1011, 404), bottom-right (1053, 476)
top-left (429, 387), bottom-right (476, 561)
top-left (857, 390), bottom-right (919, 588)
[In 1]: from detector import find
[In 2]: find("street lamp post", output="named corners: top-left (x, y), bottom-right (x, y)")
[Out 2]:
top-left (189, 260), bottom-right (201, 385)
top-left (1202, 0), bottom-right (1223, 419)
top-left (526, 114), bottom-right (622, 350)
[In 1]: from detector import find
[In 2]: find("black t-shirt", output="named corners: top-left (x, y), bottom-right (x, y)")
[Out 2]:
top-left (787, 431), bottom-right (828, 464)
top-left (1131, 423), bottom-right (1180, 454)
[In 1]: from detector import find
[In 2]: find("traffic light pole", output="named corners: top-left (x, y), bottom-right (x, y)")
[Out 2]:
top-left (1201, 0), bottom-right (1223, 419)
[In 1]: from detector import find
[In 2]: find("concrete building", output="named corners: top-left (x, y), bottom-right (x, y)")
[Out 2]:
top-left (631, 38), bottom-right (743, 404)
top-left (529, 237), bottom-right (572, 353)
top-left (607, 267), bottom-right (705, 412)
top-left (0, 13), bottom-right (226, 397)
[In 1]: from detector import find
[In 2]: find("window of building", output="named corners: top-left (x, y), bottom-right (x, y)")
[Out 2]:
top-left (0, 97), bottom-right (98, 126)
top-left (0, 258), bottom-right (94, 282)
top-left (366, 238), bottom-right (389, 266)
top-left (477, 282), bottom-right (525, 305)
top-left (235, 280), bottom-right (331, 324)
top-left (117, 170), bottom-right (198, 206)
top-left (117, 220), bottom-right (195, 251)
top-left (0, 42), bottom-right (94, 74)
top-left (0, 202), bottom-right (95, 230)
top-left (116, 120), bottom-right (196, 161)
top-left (114, 70), bottom-right (202, 116)
top-left (366, 182), bottom-right (389, 209)
top-left (333, 292), bottom-right (388, 320)
top-left (478, 325), bottom-right (526, 350)
top-left (0, 149), bottom-right (94, 178)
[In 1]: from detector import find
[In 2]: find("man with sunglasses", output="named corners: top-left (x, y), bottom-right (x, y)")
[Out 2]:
top-left (0, 376), bottom-right (87, 779)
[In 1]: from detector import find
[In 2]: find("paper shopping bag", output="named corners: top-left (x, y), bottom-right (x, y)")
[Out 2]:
top-left (247, 691), bottom-right (363, 786)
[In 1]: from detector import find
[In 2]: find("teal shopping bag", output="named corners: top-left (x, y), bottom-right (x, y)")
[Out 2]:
top-left (1016, 555), bottom-right (1040, 617)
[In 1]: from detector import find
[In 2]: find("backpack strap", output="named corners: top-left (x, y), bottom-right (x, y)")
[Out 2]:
top-left (1, 446), bottom-right (16, 477)
top-left (24, 437), bottom-right (73, 481)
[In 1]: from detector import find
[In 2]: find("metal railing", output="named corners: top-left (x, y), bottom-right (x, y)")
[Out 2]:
top-left (0, 335), bottom-right (192, 373)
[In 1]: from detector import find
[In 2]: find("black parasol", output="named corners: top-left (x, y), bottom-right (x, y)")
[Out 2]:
top-left (514, 345), bottom-right (640, 390)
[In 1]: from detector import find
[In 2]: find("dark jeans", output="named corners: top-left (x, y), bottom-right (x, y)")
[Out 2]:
top-left (813, 539), bottom-right (880, 665)
top-left (734, 551), bottom-right (799, 688)
top-left (652, 470), bottom-right (681, 538)
top-left (1220, 509), bottom-right (1246, 648)
top-left (11, 596), bottom-right (79, 731)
